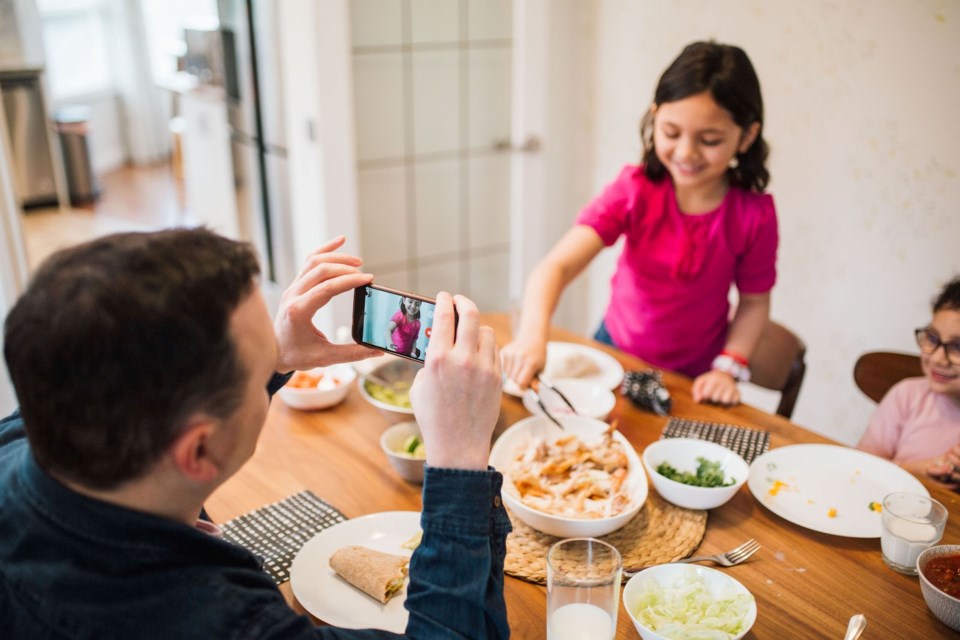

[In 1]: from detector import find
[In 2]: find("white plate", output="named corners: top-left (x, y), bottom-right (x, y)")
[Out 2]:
top-left (747, 444), bottom-right (928, 538)
top-left (289, 511), bottom-right (420, 632)
top-left (504, 341), bottom-right (625, 396)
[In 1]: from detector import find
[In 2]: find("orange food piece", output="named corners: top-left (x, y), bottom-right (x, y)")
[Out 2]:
top-left (289, 371), bottom-right (324, 389)
top-left (827, 507), bottom-right (837, 518)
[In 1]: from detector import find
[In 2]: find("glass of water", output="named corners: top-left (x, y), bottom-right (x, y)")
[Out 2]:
top-left (546, 537), bottom-right (622, 640)
top-left (881, 491), bottom-right (947, 575)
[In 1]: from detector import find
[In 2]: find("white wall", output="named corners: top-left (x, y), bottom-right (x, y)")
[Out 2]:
top-left (572, 0), bottom-right (960, 443)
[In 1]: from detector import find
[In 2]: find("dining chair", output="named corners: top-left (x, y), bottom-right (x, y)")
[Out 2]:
top-left (853, 351), bottom-right (922, 403)
top-left (748, 320), bottom-right (807, 419)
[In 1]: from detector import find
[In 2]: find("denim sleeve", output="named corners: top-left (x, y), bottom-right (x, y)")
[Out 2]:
top-left (402, 466), bottom-right (512, 639)
top-left (0, 408), bottom-right (25, 450)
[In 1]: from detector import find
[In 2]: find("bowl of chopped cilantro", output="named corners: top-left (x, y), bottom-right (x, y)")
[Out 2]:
top-left (642, 438), bottom-right (749, 510)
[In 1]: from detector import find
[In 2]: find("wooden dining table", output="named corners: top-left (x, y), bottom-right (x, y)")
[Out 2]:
top-left (206, 313), bottom-right (960, 638)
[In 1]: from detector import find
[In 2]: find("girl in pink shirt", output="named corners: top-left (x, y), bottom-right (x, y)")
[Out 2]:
top-left (858, 277), bottom-right (960, 489)
top-left (503, 41), bottom-right (777, 406)
top-left (386, 296), bottom-right (422, 357)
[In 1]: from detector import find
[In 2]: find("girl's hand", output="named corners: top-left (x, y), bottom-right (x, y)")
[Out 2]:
top-left (274, 236), bottom-right (380, 372)
top-left (501, 336), bottom-right (547, 390)
top-left (691, 370), bottom-right (741, 406)
top-left (924, 445), bottom-right (960, 490)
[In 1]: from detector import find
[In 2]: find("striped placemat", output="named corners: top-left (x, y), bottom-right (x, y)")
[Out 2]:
top-left (661, 417), bottom-right (770, 464)
top-left (220, 490), bottom-right (346, 585)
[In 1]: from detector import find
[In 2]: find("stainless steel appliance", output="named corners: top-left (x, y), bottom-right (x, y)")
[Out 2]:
top-left (0, 68), bottom-right (58, 208)
top-left (216, 0), bottom-right (294, 286)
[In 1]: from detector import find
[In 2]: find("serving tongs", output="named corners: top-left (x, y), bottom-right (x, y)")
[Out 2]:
top-left (525, 374), bottom-right (578, 431)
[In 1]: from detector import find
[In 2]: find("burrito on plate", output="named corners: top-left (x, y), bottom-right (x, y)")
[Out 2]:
top-left (329, 545), bottom-right (409, 604)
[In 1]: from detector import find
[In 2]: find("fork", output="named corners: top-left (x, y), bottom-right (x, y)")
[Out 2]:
top-left (624, 539), bottom-right (760, 577)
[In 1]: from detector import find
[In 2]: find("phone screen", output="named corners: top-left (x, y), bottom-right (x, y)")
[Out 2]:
top-left (352, 285), bottom-right (437, 363)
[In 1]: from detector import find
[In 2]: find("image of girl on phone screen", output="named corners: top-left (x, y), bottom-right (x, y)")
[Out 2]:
top-left (386, 297), bottom-right (422, 357)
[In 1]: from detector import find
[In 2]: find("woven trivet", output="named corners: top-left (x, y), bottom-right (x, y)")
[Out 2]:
top-left (503, 491), bottom-right (707, 585)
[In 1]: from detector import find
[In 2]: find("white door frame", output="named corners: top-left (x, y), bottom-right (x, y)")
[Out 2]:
top-left (0, 96), bottom-right (29, 413)
top-left (294, 0), bottom-right (553, 317)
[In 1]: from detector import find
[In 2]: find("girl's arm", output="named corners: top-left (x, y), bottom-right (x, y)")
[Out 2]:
top-left (691, 291), bottom-right (770, 405)
top-left (385, 321), bottom-right (398, 350)
top-left (502, 226), bottom-right (605, 388)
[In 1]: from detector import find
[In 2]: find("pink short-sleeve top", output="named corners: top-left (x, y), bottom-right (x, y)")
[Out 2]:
top-left (576, 165), bottom-right (779, 376)
top-left (390, 310), bottom-right (421, 355)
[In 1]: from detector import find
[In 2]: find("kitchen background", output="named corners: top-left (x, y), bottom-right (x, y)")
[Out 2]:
top-left (0, 0), bottom-right (958, 448)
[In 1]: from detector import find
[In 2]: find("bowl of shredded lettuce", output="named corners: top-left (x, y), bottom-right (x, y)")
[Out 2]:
top-left (623, 564), bottom-right (757, 640)
top-left (642, 438), bottom-right (748, 510)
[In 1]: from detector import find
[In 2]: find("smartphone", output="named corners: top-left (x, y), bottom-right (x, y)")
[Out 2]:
top-left (352, 284), bottom-right (439, 363)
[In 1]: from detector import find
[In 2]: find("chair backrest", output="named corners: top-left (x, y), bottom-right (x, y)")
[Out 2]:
top-left (853, 352), bottom-right (922, 403)
top-left (749, 320), bottom-right (807, 419)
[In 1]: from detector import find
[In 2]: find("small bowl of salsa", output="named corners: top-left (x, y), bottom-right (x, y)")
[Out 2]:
top-left (918, 544), bottom-right (960, 632)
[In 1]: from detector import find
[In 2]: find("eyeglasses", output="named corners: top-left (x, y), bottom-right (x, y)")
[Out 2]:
top-left (915, 328), bottom-right (960, 365)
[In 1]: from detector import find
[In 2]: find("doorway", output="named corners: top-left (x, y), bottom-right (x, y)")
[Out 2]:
top-left (348, 0), bottom-right (515, 312)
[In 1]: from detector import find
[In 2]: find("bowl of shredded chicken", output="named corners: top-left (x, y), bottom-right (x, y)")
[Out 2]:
top-left (489, 415), bottom-right (647, 537)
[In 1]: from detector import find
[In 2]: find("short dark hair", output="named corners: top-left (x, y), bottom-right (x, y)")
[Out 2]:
top-left (3, 228), bottom-right (261, 489)
top-left (933, 276), bottom-right (960, 313)
top-left (640, 41), bottom-right (770, 192)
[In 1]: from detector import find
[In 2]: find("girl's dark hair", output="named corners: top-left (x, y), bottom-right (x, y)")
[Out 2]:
top-left (933, 276), bottom-right (960, 312)
top-left (3, 228), bottom-right (261, 489)
top-left (399, 297), bottom-right (421, 320)
top-left (640, 41), bottom-right (770, 192)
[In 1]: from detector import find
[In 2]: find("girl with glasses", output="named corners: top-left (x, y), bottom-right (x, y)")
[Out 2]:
top-left (858, 276), bottom-right (960, 489)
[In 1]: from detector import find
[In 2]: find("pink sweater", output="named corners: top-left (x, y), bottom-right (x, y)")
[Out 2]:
top-left (857, 377), bottom-right (960, 464)
top-left (576, 165), bottom-right (778, 376)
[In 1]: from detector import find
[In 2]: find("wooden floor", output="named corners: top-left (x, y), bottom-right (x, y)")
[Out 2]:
top-left (20, 163), bottom-right (188, 270)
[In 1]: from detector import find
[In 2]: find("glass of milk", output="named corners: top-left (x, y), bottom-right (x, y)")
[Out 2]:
top-left (546, 538), bottom-right (622, 640)
top-left (880, 492), bottom-right (947, 575)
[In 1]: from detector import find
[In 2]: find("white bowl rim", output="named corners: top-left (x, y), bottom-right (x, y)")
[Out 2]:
top-left (642, 438), bottom-right (749, 491)
top-left (280, 363), bottom-right (357, 393)
top-left (917, 544), bottom-right (960, 605)
top-left (357, 375), bottom-right (416, 414)
top-left (623, 563), bottom-right (758, 637)
top-left (489, 414), bottom-right (647, 530)
top-left (379, 421), bottom-right (425, 460)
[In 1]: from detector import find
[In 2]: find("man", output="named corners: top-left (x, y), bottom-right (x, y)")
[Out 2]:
top-left (0, 229), bottom-right (510, 638)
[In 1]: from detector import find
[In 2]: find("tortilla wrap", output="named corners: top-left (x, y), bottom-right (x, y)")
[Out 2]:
top-left (329, 545), bottom-right (409, 604)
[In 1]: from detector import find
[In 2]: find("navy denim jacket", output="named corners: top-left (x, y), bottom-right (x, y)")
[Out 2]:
top-left (0, 402), bottom-right (512, 638)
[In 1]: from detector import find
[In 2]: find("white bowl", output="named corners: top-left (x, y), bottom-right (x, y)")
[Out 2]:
top-left (276, 364), bottom-right (356, 410)
top-left (918, 544), bottom-right (960, 632)
top-left (380, 421), bottom-right (426, 484)
top-left (642, 438), bottom-right (748, 510)
top-left (488, 415), bottom-right (647, 538)
top-left (357, 358), bottom-right (420, 423)
top-left (623, 563), bottom-right (757, 640)
top-left (521, 379), bottom-right (617, 421)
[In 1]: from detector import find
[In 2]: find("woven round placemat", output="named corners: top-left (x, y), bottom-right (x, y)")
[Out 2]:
top-left (504, 491), bottom-right (707, 584)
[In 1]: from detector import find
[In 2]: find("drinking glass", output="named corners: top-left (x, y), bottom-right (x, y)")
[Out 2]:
top-left (546, 537), bottom-right (622, 640)
top-left (881, 491), bottom-right (947, 575)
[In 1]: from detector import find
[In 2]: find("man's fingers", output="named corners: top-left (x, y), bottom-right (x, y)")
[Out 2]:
top-left (299, 271), bottom-right (373, 309)
top-left (452, 295), bottom-right (479, 354)
top-left (426, 292), bottom-right (455, 352)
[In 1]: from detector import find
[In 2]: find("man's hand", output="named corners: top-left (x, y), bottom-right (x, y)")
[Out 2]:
top-left (410, 293), bottom-right (502, 470)
top-left (691, 369), bottom-right (741, 406)
top-left (274, 236), bottom-right (380, 373)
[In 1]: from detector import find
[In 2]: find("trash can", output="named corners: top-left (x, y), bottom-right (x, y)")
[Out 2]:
top-left (55, 105), bottom-right (100, 206)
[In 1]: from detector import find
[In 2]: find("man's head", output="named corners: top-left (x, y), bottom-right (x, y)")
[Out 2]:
top-left (4, 228), bottom-right (265, 490)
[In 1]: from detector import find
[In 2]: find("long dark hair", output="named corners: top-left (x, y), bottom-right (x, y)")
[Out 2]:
top-left (640, 41), bottom-right (770, 192)
top-left (399, 297), bottom-right (421, 320)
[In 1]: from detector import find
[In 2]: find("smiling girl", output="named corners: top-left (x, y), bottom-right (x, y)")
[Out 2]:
top-left (503, 41), bottom-right (778, 406)
top-left (858, 277), bottom-right (960, 489)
